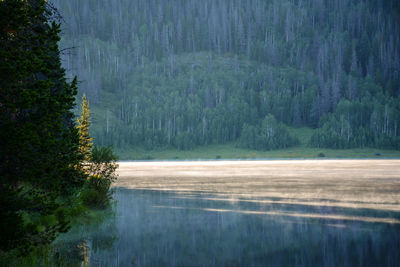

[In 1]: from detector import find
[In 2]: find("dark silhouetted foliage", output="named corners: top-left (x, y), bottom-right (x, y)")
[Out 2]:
top-left (0, 0), bottom-right (85, 252)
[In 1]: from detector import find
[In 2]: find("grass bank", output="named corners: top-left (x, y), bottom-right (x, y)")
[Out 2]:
top-left (116, 145), bottom-right (400, 160)
top-left (116, 127), bottom-right (400, 160)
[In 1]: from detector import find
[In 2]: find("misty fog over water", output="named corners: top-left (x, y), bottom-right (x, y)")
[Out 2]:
top-left (57, 188), bottom-right (399, 266)
top-left (56, 160), bottom-right (400, 266)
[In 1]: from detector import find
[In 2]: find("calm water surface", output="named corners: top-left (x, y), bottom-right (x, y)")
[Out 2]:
top-left (57, 160), bottom-right (400, 266)
top-left (55, 188), bottom-right (400, 267)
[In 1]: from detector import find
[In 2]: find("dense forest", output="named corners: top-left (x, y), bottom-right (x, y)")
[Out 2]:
top-left (52, 0), bottom-right (400, 150)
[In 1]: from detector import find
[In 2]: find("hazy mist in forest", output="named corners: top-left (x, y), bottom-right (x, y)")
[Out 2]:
top-left (51, 0), bottom-right (400, 153)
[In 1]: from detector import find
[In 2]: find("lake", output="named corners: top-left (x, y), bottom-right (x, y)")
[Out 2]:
top-left (57, 160), bottom-right (400, 266)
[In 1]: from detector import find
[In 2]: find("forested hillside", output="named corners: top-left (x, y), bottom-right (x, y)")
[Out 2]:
top-left (52, 0), bottom-right (400, 150)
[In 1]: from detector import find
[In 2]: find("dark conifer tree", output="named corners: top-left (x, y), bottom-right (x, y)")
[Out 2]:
top-left (0, 0), bottom-right (85, 251)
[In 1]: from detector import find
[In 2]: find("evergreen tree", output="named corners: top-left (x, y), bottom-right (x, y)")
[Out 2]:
top-left (51, 0), bottom-right (400, 151)
top-left (76, 94), bottom-right (118, 209)
top-left (0, 0), bottom-right (85, 252)
top-left (77, 94), bottom-right (94, 162)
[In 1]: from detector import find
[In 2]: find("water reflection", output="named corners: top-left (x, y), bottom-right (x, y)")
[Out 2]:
top-left (59, 188), bottom-right (400, 266)
top-left (153, 205), bottom-right (400, 224)
top-left (52, 208), bottom-right (118, 266)
top-left (52, 239), bottom-right (90, 266)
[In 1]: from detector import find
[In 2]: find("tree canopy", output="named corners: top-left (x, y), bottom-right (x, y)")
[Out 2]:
top-left (52, 0), bottom-right (400, 151)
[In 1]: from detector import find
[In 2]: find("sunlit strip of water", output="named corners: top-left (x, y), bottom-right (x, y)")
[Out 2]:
top-left (152, 205), bottom-right (400, 224)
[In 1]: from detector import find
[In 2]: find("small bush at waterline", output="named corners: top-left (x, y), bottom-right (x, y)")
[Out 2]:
top-left (81, 146), bottom-right (118, 209)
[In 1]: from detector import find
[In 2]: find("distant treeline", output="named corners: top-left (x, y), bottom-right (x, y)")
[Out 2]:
top-left (52, 0), bottom-right (400, 150)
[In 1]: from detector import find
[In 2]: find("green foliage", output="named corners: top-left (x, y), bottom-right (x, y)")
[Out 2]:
top-left (0, 0), bottom-right (118, 259)
top-left (0, 0), bottom-right (86, 252)
top-left (85, 52), bottom-right (399, 152)
top-left (76, 94), bottom-right (119, 209)
top-left (239, 114), bottom-right (299, 151)
top-left (51, 0), bottom-right (400, 152)
top-left (310, 98), bottom-right (400, 149)
top-left (91, 54), bottom-right (318, 150)
top-left (77, 94), bottom-right (94, 162)
top-left (81, 146), bottom-right (118, 209)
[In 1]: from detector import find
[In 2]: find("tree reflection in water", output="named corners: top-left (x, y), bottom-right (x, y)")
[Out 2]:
top-left (52, 208), bottom-right (118, 266)
top-left (57, 188), bottom-right (400, 266)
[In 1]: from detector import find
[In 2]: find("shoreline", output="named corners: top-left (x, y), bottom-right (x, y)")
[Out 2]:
top-left (118, 157), bottom-right (400, 163)
top-left (114, 159), bottom-right (400, 211)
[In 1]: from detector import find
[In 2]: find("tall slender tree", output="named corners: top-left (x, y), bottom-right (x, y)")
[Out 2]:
top-left (77, 94), bottom-right (94, 162)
